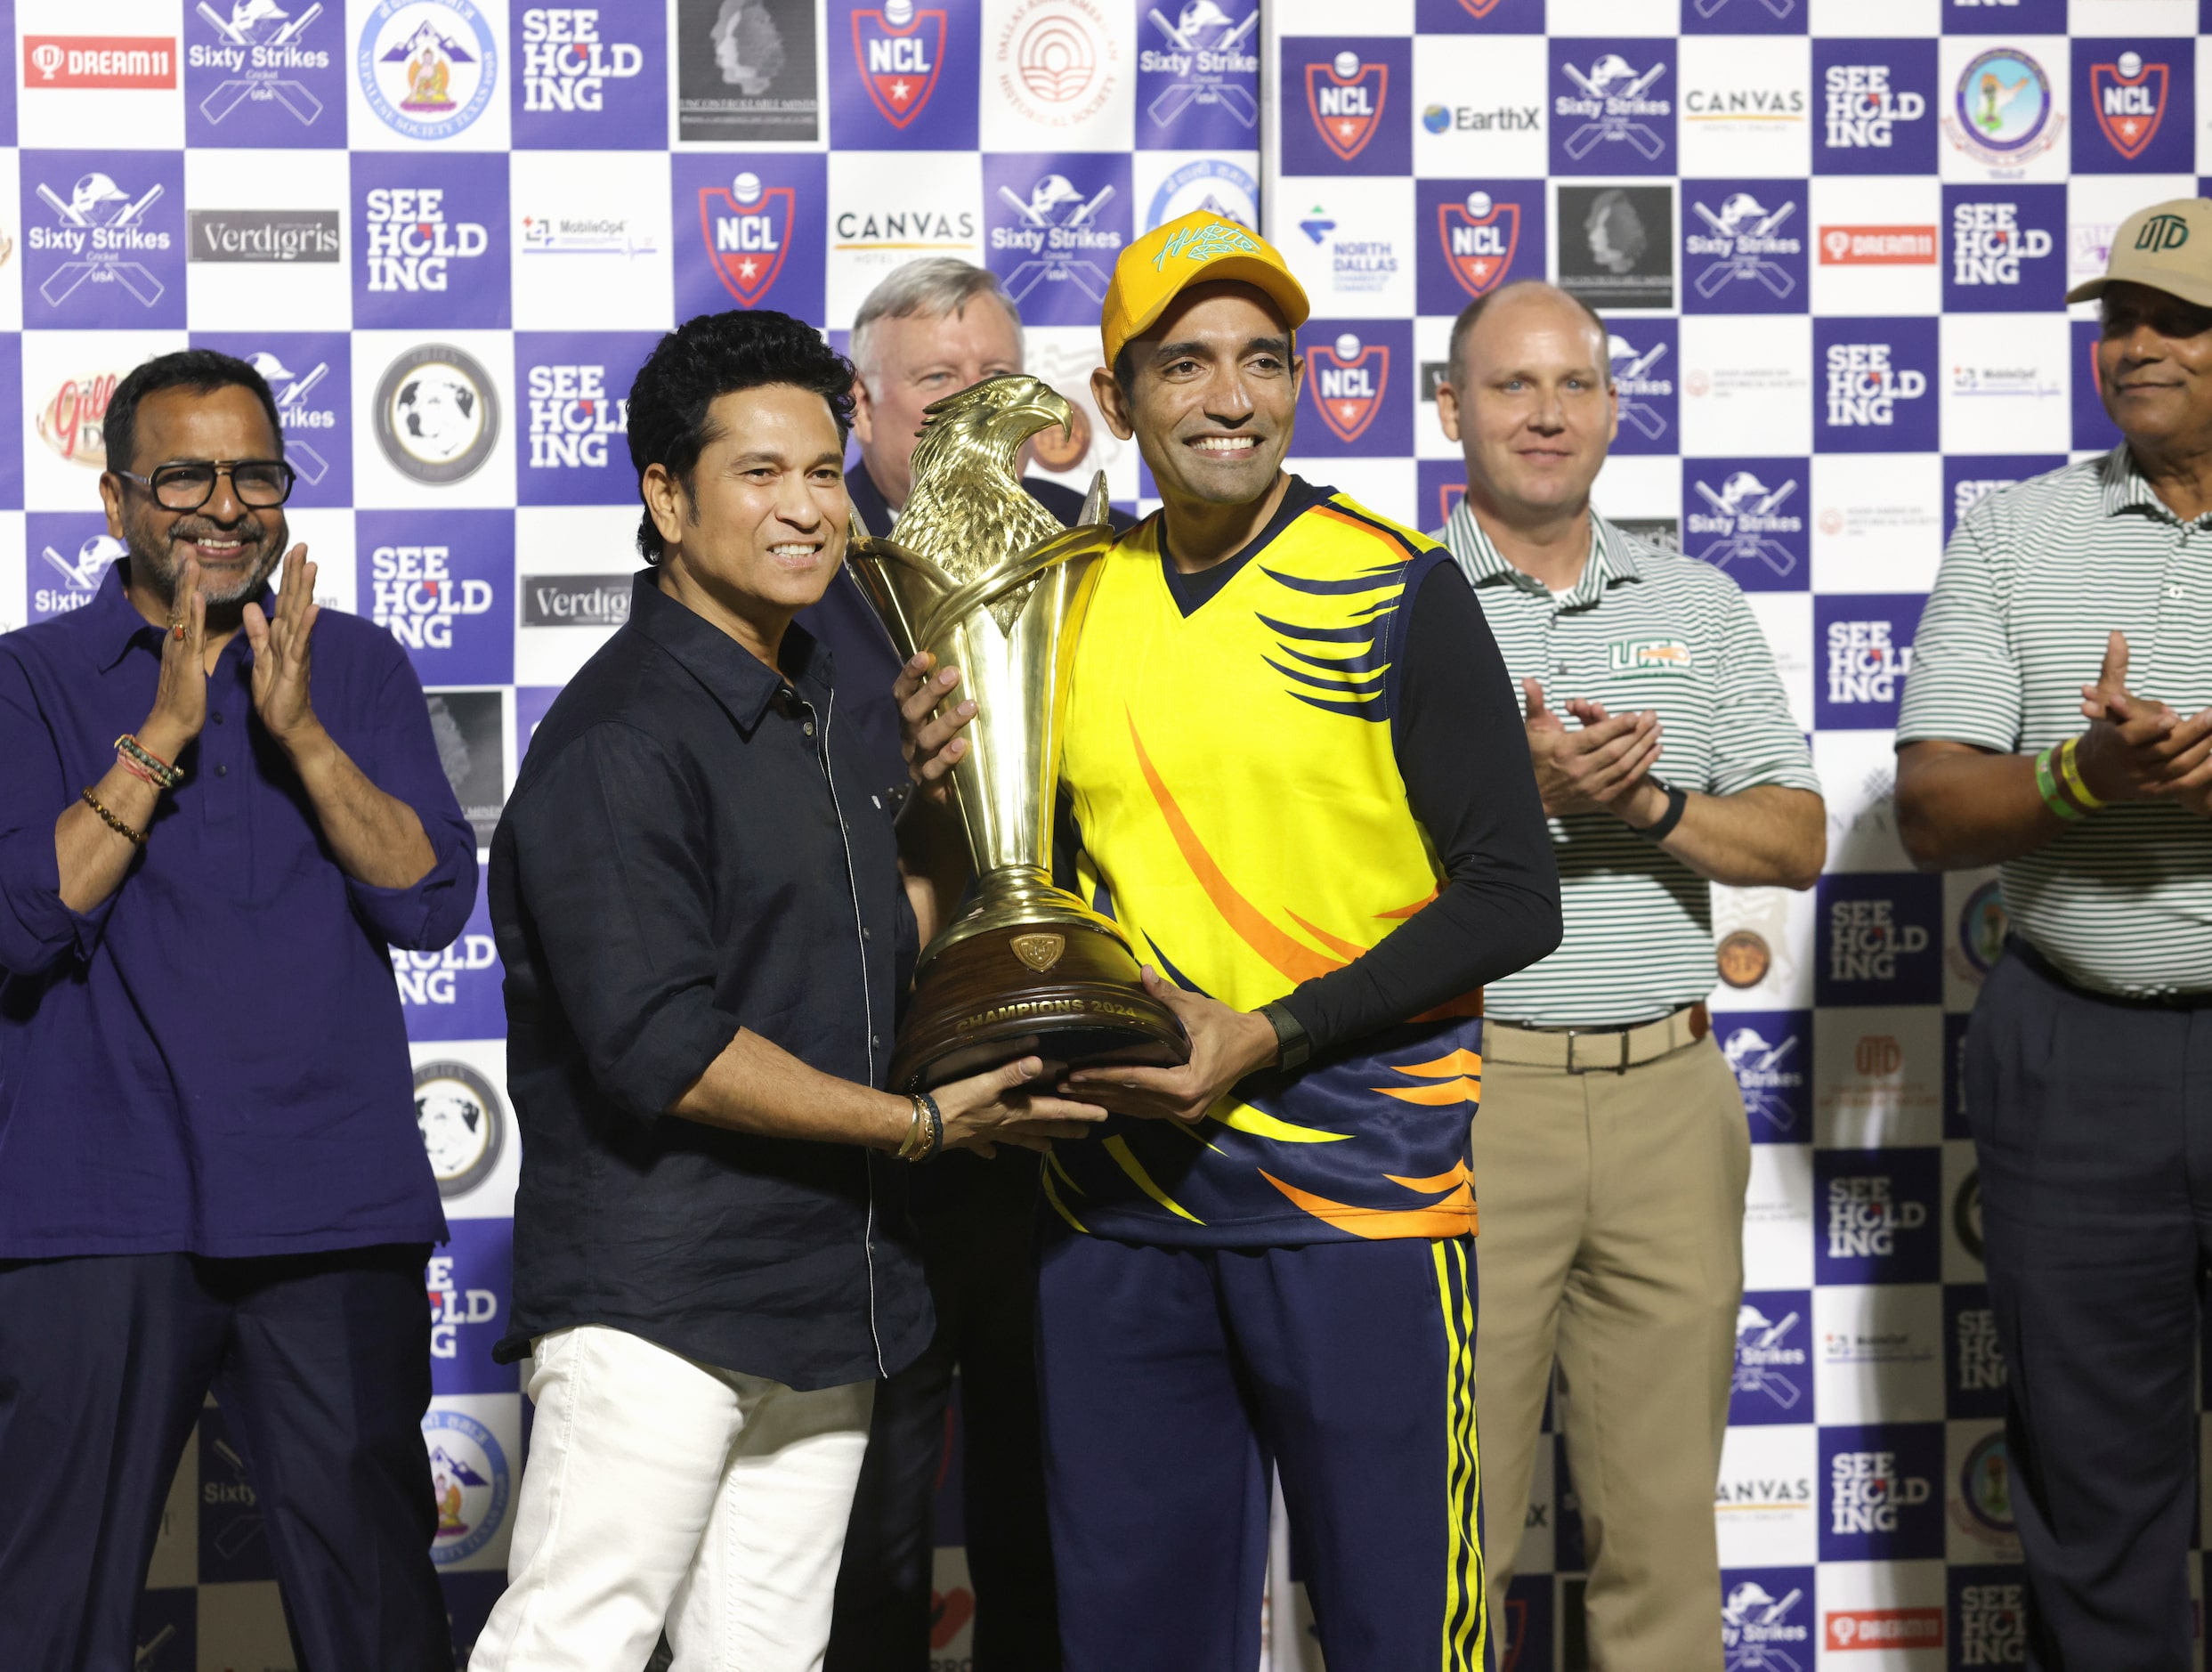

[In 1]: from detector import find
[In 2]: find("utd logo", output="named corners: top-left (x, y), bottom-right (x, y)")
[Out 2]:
top-left (700, 172), bottom-right (795, 307)
top-left (2136, 211), bottom-right (2189, 253)
top-left (1309, 331), bottom-right (1389, 444)
top-left (1306, 51), bottom-right (1387, 162)
top-left (2089, 51), bottom-right (2167, 161)
top-left (853, 0), bottom-right (945, 129)
top-left (1437, 190), bottom-right (1519, 299)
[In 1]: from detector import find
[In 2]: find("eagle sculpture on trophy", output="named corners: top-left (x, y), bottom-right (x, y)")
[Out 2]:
top-left (847, 375), bottom-right (1188, 1088)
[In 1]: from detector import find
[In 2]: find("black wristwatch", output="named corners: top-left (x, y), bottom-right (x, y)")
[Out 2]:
top-left (1258, 1001), bottom-right (1312, 1072)
top-left (1633, 778), bottom-right (1689, 843)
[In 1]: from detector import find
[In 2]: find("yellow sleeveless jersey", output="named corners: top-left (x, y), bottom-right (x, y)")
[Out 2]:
top-left (1049, 477), bottom-right (1483, 1247)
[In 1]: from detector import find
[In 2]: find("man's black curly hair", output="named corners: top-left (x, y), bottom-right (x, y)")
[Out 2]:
top-left (626, 309), bottom-right (857, 563)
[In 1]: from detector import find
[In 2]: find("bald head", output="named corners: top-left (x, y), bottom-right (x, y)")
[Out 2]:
top-left (1447, 281), bottom-right (1608, 391)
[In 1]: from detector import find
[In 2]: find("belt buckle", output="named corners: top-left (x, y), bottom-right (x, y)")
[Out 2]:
top-left (1566, 1028), bottom-right (1630, 1075)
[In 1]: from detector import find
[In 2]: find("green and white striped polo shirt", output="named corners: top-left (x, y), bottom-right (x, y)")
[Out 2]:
top-left (1435, 501), bottom-right (1819, 1027)
top-left (1896, 447), bottom-right (2212, 998)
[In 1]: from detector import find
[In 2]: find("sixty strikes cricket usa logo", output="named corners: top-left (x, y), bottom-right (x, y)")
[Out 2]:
top-left (982, 156), bottom-right (1130, 327)
top-left (25, 157), bottom-right (187, 329)
top-left (187, 0), bottom-right (344, 148)
top-left (1138, 0), bottom-right (1259, 146)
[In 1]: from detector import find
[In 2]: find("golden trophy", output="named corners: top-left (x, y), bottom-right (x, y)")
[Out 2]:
top-left (848, 375), bottom-right (1190, 1090)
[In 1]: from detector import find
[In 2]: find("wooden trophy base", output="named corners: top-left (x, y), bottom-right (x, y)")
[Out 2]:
top-left (889, 914), bottom-right (1192, 1091)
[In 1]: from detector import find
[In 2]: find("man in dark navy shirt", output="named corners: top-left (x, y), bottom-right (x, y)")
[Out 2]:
top-left (814, 258), bottom-right (1134, 1672)
top-left (472, 310), bottom-right (1101, 1672)
top-left (0, 351), bottom-right (478, 1671)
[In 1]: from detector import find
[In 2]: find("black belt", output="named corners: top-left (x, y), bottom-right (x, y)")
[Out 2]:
top-left (2005, 934), bottom-right (2212, 1011)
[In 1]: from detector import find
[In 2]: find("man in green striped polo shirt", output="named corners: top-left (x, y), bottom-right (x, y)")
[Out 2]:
top-left (1430, 280), bottom-right (1825, 1670)
top-left (1895, 197), bottom-right (2212, 1671)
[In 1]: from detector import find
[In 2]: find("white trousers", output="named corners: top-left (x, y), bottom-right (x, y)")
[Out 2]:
top-left (469, 1325), bottom-right (875, 1672)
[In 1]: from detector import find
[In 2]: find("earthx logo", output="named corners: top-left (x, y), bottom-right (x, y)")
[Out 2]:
top-left (1951, 200), bottom-right (2051, 286)
top-left (25, 35), bottom-right (176, 87)
top-left (1422, 101), bottom-right (1537, 134)
top-left (1823, 62), bottom-right (1924, 148)
top-left (853, 0), bottom-right (946, 128)
top-left (519, 6), bottom-right (644, 112)
top-left (1306, 51), bottom-right (1387, 161)
top-left (189, 209), bottom-right (341, 263)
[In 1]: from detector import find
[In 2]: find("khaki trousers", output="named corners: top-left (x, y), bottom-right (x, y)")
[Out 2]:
top-left (1474, 1033), bottom-right (1750, 1671)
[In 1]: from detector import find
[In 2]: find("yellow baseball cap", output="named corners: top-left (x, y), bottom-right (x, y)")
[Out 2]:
top-left (2066, 198), bottom-right (2212, 308)
top-left (1100, 212), bottom-right (1310, 369)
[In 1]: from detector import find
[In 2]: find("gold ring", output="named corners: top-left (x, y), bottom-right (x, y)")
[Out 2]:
top-left (167, 619), bottom-right (186, 640)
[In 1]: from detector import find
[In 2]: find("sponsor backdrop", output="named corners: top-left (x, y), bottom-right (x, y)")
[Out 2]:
top-left (0, 0), bottom-right (2171, 1668)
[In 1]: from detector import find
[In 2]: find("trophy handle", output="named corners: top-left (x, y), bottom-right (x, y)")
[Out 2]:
top-left (914, 524), bottom-right (1116, 649)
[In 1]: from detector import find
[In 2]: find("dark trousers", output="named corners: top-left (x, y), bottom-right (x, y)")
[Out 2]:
top-left (1967, 942), bottom-right (2212, 1671)
top-left (0, 1244), bottom-right (454, 1672)
top-left (1035, 1230), bottom-right (1489, 1672)
top-left (827, 1155), bottom-right (1059, 1671)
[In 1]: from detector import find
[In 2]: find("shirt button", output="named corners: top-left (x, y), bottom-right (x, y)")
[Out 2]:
top-left (871, 1034), bottom-right (881, 1047)
top-left (803, 720), bottom-right (815, 736)
top-left (215, 764), bottom-right (228, 777)
top-left (211, 711), bottom-right (223, 725)
top-left (862, 927), bottom-right (872, 941)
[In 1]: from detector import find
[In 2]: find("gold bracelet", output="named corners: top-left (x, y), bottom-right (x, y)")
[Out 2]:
top-left (81, 787), bottom-right (147, 846)
top-left (2058, 735), bottom-right (2106, 811)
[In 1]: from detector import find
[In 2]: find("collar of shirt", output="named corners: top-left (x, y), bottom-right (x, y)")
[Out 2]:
top-left (78, 559), bottom-right (275, 675)
top-left (1440, 499), bottom-right (1643, 611)
top-left (623, 570), bottom-right (835, 733)
top-left (2100, 443), bottom-right (2212, 530)
top-left (846, 459), bottom-right (895, 539)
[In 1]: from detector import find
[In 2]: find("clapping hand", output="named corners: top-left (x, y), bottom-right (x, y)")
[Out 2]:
top-left (2074, 631), bottom-right (2212, 814)
top-left (243, 547), bottom-right (321, 750)
top-left (1520, 679), bottom-right (1662, 819)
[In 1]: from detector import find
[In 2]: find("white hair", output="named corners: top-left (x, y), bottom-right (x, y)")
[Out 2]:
top-left (848, 258), bottom-right (1025, 386)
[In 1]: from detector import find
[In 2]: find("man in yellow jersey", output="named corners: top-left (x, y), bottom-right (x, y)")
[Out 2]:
top-left (900, 213), bottom-right (1562, 1670)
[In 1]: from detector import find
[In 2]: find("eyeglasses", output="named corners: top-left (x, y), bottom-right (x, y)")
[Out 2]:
top-left (117, 459), bottom-right (297, 511)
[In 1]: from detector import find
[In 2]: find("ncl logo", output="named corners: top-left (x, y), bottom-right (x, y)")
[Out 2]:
top-left (1310, 331), bottom-right (1388, 443)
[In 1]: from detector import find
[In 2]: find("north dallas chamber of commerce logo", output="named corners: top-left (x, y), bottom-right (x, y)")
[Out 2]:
top-left (1438, 191), bottom-right (1519, 300)
top-left (424, 1408), bottom-right (511, 1566)
top-left (190, 0), bottom-right (334, 135)
top-left (358, 0), bottom-right (499, 142)
top-left (376, 343), bottom-right (500, 484)
top-left (29, 170), bottom-right (173, 311)
top-left (414, 1059), bottom-right (504, 1197)
top-left (1944, 46), bottom-right (2062, 170)
top-left (853, 0), bottom-right (945, 128)
top-left (700, 171), bottom-right (794, 308)
top-left (1308, 331), bottom-right (1389, 445)
top-left (1140, 0), bottom-right (1258, 133)
top-left (994, 0), bottom-right (1118, 132)
top-left (519, 5), bottom-right (644, 114)
top-left (1306, 51), bottom-right (1387, 162)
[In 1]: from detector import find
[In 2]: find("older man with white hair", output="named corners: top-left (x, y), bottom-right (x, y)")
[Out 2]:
top-left (1430, 279), bottom-right (1823, 1669)
top-left (814, 257), bottom-right (1128, 1672)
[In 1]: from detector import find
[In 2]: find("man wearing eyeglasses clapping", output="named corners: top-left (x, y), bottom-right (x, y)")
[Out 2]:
top-left (0, 349), bottom-right (479, 1671)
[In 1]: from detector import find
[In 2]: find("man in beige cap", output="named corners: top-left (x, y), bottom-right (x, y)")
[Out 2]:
top-left (1895, 197), bottom-right (2212, 1669)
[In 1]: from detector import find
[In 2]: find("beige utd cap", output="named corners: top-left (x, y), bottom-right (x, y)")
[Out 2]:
top-left (2066, 198), bottom-right (2212, 308)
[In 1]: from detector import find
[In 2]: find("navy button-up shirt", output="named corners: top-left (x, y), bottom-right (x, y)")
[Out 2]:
top-left (490, 572), bottom-right (928, 1390)
top-left (0, 565), bottom-right (477, 1259)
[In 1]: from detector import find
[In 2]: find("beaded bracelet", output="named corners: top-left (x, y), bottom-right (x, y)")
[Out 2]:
top-left (2033, 746), bottom-right (2081, 821)
top-left (81, 787), bottom-right (147, 846)
top-left (2057, 735), bottom-right (2106, 812)
top-left (113, 734), bottom-right (181, 791)
top-left (115, 753), bottom-right (163, 790)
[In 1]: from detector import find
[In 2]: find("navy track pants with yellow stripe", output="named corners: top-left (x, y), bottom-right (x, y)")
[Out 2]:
top-left (1035, 1230), bottom-right (1489, 1672)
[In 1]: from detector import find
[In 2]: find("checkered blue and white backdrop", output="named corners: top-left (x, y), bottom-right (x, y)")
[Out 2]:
top-left (0, 0), bottom-right (2181, 1666)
